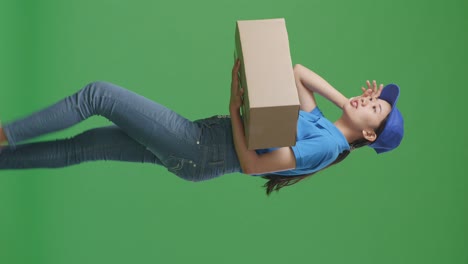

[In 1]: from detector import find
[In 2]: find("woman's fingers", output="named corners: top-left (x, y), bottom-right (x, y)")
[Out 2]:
top-left (231, 60), bottom-right (241, 87)
top-left (376, 84), bottom-right (384, 97)
top-left (232, 59), bottom-right (240, 77)
top-left (363, 80), bottom-right (385, 98)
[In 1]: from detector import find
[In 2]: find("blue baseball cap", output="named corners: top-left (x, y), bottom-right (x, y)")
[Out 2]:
top-left (369, 84), bottom-right (404, 154)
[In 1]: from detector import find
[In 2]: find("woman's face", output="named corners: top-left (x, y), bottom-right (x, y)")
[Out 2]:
top-left (343, 95), bottom-right (392, 131)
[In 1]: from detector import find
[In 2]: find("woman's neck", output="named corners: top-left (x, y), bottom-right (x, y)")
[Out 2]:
top-left (334, 117), bottom-right (362, 144)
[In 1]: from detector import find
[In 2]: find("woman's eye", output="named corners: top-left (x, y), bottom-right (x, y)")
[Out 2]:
top-left (373, 106), bottom-right (376, 112)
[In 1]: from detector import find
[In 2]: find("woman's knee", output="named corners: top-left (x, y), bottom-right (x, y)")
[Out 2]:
top-left (84, 81), bottom-right (115, 93)
top-left (78, 81), bottom-right (122, 113)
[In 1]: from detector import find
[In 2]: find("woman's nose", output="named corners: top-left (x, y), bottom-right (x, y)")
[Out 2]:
top-left (360, 97), bottom-right (369, 106)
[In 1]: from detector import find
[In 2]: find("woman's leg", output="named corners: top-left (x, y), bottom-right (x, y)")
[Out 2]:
top-left (2, 81), bottom-right (201, 162)
top-left (0, 125), bottom-right (163, 169)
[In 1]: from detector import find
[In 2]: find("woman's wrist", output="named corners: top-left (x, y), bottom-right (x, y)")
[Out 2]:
top-left (229, 105), bottom-right (241, 114)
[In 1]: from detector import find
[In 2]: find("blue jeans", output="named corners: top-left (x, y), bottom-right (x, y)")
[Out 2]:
top-left (0, 81), bottom-right (242, 181)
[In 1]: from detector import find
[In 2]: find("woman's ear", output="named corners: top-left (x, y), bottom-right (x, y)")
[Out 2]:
top-left (362, 129), bottom-right (377, 142)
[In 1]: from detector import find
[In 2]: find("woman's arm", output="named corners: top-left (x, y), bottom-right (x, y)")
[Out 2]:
top-left (229, 107), bottom-right (295, 174)
top-left (229, 106), bottom-right (258, 173)
top-left (294, 64), bottom-right (348, 110)
top-left (229, 60), bottom-right (296, 174)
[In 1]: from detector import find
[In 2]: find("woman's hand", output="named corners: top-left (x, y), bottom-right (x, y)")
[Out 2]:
top-left (361, 80), bottom-right (383, 99)
top-left (230, 59), bottom-right (244, 111)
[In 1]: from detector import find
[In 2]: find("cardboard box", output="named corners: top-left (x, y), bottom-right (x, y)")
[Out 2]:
top-left (234, 18), bottom-right (300, 150)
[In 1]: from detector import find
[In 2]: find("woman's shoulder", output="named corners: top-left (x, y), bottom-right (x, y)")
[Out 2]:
top-left (300, 106), bottom-right (323, 117)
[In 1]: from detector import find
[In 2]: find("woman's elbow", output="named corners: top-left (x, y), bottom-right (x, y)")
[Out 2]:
top-left (293, 64), bottom-right (306, 80)
top-left (241, 159), bottom-right (260, 175)
top-left (293, 64), bottom-right (303, 73)
top-left (241, 164), bottom-right (254, 175)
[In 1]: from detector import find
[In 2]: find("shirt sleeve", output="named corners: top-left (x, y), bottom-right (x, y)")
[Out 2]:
top-left (290, 137), bottom-right (336, 171)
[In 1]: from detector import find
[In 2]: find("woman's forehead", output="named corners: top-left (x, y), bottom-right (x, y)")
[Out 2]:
top-left (378, 98), bottom-right (392, 114)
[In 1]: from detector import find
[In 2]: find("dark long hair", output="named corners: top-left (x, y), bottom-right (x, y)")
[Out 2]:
top-left (262, 120), bottom-right (388, 196)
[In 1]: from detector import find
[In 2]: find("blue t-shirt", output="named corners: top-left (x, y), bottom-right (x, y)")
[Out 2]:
top-left (254, 107), bottom-right (350, 176)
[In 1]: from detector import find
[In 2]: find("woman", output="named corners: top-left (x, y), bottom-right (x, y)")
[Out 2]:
top-left (0, 60), bottom-right (404, 195)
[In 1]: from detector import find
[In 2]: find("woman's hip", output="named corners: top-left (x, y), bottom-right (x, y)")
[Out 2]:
top-left (161, 115), bottom-right (241, 181)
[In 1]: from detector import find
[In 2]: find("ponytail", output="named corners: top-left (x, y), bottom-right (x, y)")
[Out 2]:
top-left (261, 138), bottom-right (370, 196)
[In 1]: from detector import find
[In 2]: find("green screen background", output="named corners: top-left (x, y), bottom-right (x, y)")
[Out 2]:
top-left (1, 0), bottom-right (467, 263)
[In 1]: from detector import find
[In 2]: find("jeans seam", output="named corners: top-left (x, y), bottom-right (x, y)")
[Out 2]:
top-left (7, 142), bottom-right (125, 162)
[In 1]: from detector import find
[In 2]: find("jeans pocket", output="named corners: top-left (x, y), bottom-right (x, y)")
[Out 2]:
top-left (163, 155), bottom-right (198, 181)
top-left (195, 116), bottom-right (228, 146)
top-left (197, 116), bottom-right (222, 128)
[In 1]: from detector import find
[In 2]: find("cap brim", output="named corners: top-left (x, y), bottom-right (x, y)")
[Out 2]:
top-left (380, 84), bottom-right (400, 107)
